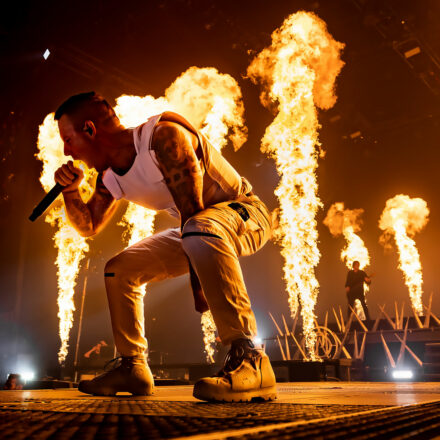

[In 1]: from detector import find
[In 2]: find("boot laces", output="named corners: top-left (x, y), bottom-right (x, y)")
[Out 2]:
top-left (104, 356), bottom-right (123, 372)
top-left (217, 339), bottom-right (257, 376)
top-left (104, 356), bottom-right (144, 371)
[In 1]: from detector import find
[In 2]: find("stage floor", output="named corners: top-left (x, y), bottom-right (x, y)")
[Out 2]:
top-left (1, 382), bottom-right (440, 438)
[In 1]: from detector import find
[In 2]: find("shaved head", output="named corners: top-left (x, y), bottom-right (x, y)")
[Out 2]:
top-left (54, 91), bottom-right (119, 131)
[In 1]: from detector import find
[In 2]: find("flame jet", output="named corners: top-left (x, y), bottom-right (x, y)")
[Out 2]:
top-left (323, 202), bottom-right (370, 319)
top-left (37, 67), bottom-right (246, 363)
top-left (37, 115), bottom-right (97, 363)
top-left (201, 310), bottom-right (217, 363)
top-left (379, 194), bottom-right (429, 315)
top-left (247, 12), bottom-right (344, 359)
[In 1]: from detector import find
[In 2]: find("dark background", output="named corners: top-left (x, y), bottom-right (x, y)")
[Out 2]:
top-left (1, 0), bottom-right (439, 377)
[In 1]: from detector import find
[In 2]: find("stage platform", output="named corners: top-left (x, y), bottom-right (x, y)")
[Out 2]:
top-left (1, 382), bottom-right (440, 439)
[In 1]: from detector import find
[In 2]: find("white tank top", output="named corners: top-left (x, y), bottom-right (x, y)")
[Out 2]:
top-left (102, 112), bottom-right (251, 218)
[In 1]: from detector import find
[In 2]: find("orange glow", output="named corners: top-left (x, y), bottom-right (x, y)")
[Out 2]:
top-left (324, 202), bottom-right (370, 319)
top-left (248, 11), bottom-right (344, 359)
top-left (37, 114), bottom-right (96, 363)
top-left (379, 194), bottom-right (429, 315)
top-left (201, 310), bottom-right (216, 363)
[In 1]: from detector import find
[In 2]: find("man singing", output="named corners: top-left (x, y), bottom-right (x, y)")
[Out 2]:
top-left (53, 91), bottom-right (276, 402)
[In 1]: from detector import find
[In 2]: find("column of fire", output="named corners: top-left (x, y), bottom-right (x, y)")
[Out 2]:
top-left (248, 12), bottom-right (345, 359)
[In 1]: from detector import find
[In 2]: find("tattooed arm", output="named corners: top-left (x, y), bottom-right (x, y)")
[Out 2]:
top-left (152, 121), bottom-right (204, 227)
top-left (152, 121), bottom-right (209, 313)
top-left (55, 161), bottom-right (117, 237)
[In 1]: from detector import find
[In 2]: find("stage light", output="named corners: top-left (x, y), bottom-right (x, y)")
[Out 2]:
top-left (43, 49), bottom-right (50, 60)
top-left (254, 336), bottom-right (263, 345)
top-left (392, 369), bottom-right (413, 380)
top-left (20, 371), bottom-right (35, 381)
top-left (404, 47), bottom-right (420, 59)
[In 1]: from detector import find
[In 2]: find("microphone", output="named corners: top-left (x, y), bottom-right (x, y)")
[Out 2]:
top-left (29, 182), bottom-right (66, 222)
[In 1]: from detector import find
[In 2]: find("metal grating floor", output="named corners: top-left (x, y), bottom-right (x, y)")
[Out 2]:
top-left (0, 400), bottom-right (386, 439)
top-left (236, 400), bottom-right (440, 440)
top-left (0, 398), bottom-right (384, 418)
top-left (1, 385), bottom-right (440, 440)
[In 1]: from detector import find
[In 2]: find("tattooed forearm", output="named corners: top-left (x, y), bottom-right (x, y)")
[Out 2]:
top-left (63, 191), bottom-right (94, 236)
top-left (88, 173), bottom-right (117, 231)
top-left (153, 122), bottom-right (204, 227)
top-left (63, 173), bottom-right (116, 237)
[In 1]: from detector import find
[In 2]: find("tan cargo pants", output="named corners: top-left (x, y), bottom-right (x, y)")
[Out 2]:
top-left (104, 195), bottom-right (272, 356)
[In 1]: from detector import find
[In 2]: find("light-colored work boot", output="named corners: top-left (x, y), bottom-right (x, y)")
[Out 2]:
top-left (78, 355), bottom-right (154, 396)
top-left (193, 338), bottom-right (277, 402)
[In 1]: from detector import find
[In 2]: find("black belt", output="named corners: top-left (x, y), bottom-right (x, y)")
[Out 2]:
top-left (181, 194), bottom-right (254, 240)
top-left (181, 231), bottom-right (222, 240)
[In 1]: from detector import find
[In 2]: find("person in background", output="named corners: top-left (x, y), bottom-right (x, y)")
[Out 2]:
top-left (3, 374), bottom-right (23, 390)
top-left (345, 260), bottom-right (372, 321)
top-left (84, 340), bottom-right (109, 359)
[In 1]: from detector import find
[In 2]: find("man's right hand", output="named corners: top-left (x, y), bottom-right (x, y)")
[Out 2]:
top-left (54, 160), bottom-right (83, 192)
